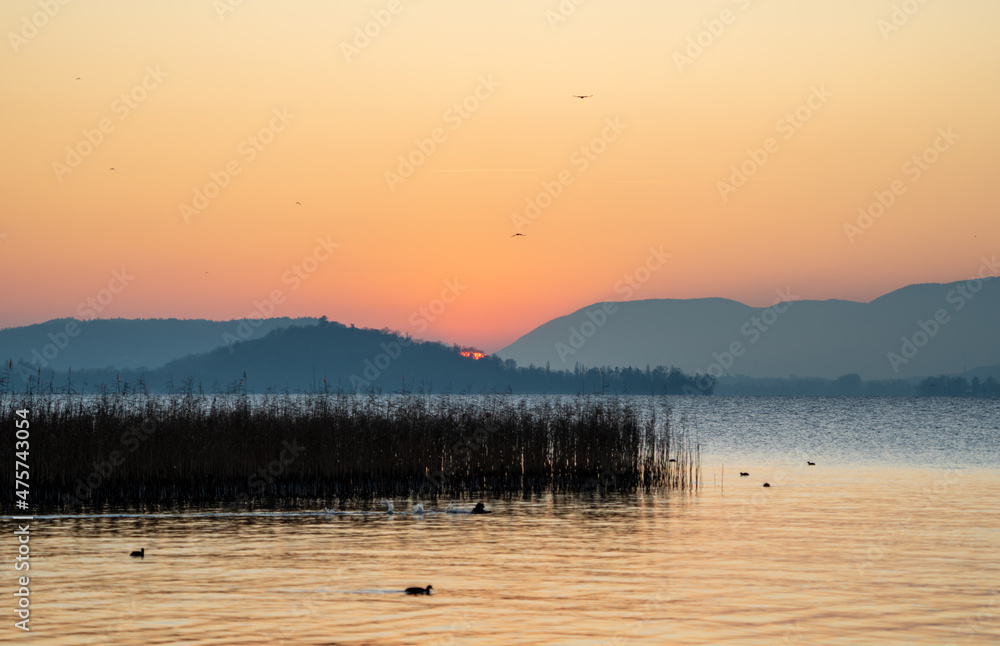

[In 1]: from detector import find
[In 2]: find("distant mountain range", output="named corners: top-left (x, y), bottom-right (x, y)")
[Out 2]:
top-left (0, 317), bottom-right (318, 371)
top-left (4, 321), bottom-right (706, 395)
top-left (496, 277), bottom-right (1000, 381)
top-left (3, 276), bottom-right (997, 393)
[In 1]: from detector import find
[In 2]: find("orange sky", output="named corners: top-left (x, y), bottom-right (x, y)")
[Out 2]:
top-left (2, 0), bottom-right (998, 352)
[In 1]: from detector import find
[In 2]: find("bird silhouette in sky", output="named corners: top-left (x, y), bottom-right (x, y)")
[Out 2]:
top-left (109, 167), bottom-right (115, 171)
top-left (572, 95), bottom-right (593, 99)
top-left (295, 202), bottom-right (301, 205)
top-left (511, 233), bottom-right (526, 237)
top-left (75, 77), bottom-right (81, 80)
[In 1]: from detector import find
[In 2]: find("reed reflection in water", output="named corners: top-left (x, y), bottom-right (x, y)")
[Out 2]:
top-left (25, 463), bottom-right (1000, 645)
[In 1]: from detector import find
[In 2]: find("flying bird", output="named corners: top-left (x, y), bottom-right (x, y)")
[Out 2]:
top-left (572, 95), bottom-right (593, 99)
top-left (295, 202), bottom-right (301, 205)
top-left (109, 167), bottom-right (115, 171)
top-left (75, 77), bottom-right (81, 80)
top-left (511, 233), bottom-right (526, 237)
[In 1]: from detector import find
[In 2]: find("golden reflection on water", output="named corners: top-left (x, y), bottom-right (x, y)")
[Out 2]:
top-left (19, 466), bottom-right (1000, 645)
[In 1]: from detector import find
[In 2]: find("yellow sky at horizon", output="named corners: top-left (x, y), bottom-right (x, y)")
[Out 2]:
top-left (1, 0), bottom-right (998, 352)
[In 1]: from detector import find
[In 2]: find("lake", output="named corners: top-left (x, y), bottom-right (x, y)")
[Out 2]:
top-left (8, 396), bottom-right (1000, 645)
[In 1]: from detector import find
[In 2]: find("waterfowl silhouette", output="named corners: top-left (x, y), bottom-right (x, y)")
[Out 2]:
top-left (511, 233), bottom-right (526, 237)
top-left (668, 458), bottom-right (676, 463)
top-left (572, 95), bottom-right (593, 99)
top-left (130, 548), bottom-right (144, 558)
top-left (471, 502), bottom-right (491, 514)
top-left (739, 472), bottom-right (749, 477)
top-left (762, 483), bottom-right (771, 488)
top-left (412, 503), bottom-right (425, 514)
top-left (405, 585), bottom-right (433, 595)
top-left (383, 499), bottom-right (394, 515)
top-left (807, 461), bottom-right (815, 466)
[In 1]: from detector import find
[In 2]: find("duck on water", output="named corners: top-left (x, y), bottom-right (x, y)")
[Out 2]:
top-left (445, 502), bottom-right (492, 514)
top-left (405, 585), bottom-right (433, 595)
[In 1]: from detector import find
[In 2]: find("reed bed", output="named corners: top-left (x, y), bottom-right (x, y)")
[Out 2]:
top-left (1, 392), bottom-right (699, 512)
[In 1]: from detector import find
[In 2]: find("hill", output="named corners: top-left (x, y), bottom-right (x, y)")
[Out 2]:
top-left (1, 317), bottom-right (318, 371)
top-left (496, 276), bottom-right (1000, 380)
top-left (5, 320), bottom-right (707, 395)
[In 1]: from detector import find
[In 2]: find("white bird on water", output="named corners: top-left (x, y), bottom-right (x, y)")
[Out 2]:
top-left (384, 499), bottom-right (394, 515)
top-left (413, 503), bottom-right (425, 514)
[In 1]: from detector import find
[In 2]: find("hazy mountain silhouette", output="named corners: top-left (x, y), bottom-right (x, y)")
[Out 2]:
top-left (953, 362), bottom-right (1000, 381)
top-left (1, 317), bottom-right (318, 371)
top-left (4, 276), bottom-right (997, 391)
top-left (5, 320), bottom-right (707, 395)
top-left (496, 277), bottom-right (1000, 380)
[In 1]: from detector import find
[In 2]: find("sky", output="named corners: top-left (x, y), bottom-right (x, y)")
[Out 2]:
top-left (2, 0), bottom-right (998, 352)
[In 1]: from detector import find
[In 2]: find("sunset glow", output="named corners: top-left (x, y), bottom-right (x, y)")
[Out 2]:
top-left (2, 1), bottom-right (998, 351)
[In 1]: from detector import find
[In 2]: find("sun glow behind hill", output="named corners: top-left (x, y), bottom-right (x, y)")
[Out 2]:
top-left (1, 0), bottom-right (998, 352)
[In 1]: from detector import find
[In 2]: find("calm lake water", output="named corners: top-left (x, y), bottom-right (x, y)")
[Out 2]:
top-left (7, 396), bottom-right (1000, 645)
